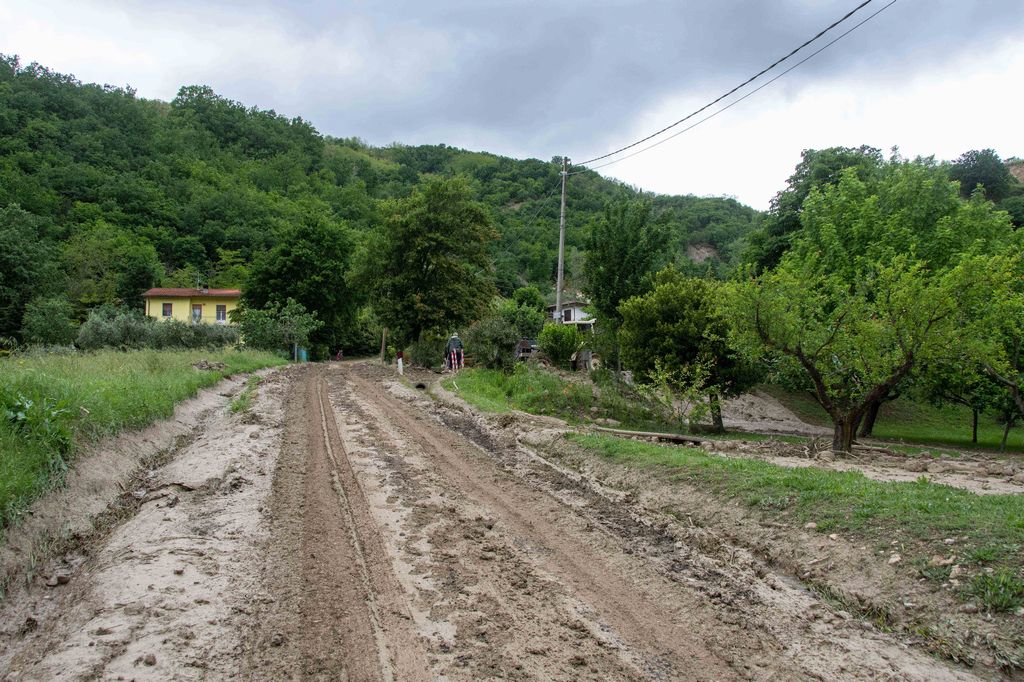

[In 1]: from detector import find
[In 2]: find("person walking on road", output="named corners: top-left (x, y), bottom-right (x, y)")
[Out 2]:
top-left (445, 333), bottom-right (464, 371)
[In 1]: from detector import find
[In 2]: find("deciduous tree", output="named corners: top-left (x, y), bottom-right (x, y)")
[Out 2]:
top-left (619, 268), bottom-right (756, 432)
top-left (360, 177), bottom-right (498, 345)
top-left (727, 161), bottom-right (1012, 452)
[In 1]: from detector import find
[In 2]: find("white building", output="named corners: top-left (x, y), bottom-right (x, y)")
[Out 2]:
top-left (546, 300), bottom-right (595, 331)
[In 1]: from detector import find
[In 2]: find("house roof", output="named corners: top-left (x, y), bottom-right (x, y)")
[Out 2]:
top-left (143, 288), bottom-right (241, 298)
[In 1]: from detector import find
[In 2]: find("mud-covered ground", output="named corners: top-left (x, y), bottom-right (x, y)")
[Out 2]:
top-left (0, 361), bottom-right (1012, 680)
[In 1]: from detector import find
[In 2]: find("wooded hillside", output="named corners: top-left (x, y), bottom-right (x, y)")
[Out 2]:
top-left (0, 55), bottom-right (761, 343)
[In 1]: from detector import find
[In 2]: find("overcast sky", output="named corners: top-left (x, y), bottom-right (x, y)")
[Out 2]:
top-left (3, 0), bottom-right (1023, 209)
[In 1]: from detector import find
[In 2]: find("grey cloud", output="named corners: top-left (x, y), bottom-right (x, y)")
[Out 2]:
top-left (31, 1), bottom-right (1024, 161)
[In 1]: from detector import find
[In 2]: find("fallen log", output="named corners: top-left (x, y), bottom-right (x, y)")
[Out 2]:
top-left (591, 426), bottom-right (704, 445)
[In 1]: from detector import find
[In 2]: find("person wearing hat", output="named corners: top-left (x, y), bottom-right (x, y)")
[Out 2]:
top-left (445, 332), bottom-right (464, 371)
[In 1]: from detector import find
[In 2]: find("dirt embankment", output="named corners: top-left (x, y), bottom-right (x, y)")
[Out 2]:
top-left (0, 367), bottom-right (290, 680)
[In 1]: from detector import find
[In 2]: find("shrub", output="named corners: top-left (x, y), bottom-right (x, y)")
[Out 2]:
top-left (497, 299), bottom-right (545, 339)
top-left (231, 298), bottom-right (319, 354)
top-left (408, 333), bottom-right (447, 369)
top-left (21, 297), bottom-right (77, 346)
top-left (76, 306), bottom-right (239, 350)
top-left (466, 315), bottom-right (520, 371)
top-left (538, 323), bottom-right (583, 369)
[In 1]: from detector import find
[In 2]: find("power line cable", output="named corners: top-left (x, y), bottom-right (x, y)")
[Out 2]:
top-left (576, 0), bottom-right (876, 167)
top-left (571, 0), bottom-right (897, 175)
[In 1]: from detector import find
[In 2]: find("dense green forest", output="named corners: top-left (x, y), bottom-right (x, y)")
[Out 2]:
top-left (0, 55), bottom-right (760, 349)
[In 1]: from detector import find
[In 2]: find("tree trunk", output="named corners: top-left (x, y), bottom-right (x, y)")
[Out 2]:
top-left (709, 394), bottom-right (724, 433)
top-left (832, 416), bottom-right (858, 453)
top-left (1001, 418), bottom-right (1013, 452)
top-left (858, 399), bottom-right (883, 438)
top-left (972, 408), bottom-right (979, 445)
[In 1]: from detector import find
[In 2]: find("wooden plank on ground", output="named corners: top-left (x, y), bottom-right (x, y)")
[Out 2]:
top-left (592, 426), bottom-right (704, 445)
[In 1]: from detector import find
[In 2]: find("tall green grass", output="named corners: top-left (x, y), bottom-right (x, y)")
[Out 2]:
top-left (0, 349), bottom-right (285, 527)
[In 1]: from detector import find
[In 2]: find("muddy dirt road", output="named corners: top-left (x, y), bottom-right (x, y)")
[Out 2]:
top-left (0, 362), bottom-right (983, 680)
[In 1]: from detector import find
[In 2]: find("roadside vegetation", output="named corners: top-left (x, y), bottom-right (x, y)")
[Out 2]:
top-left (763, 385), bottom-right (1024, 452)
top-left (0, 349), bottom-right (285, 529)
top-left (573, 433), bottom-right (1024, 613)
top-left (444, 365), bottom-right (662, 426)
top-left (230, 375), bottom-right (264, 414)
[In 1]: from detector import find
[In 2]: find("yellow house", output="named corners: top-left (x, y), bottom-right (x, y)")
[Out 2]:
top-left (142, 288), bottom-right (241, 324)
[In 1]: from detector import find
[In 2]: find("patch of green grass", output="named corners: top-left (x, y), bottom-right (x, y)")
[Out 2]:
top-left (444, 365), bottom-right (661, 426)
top-left (0, 349), bottom-right (285, 528)
top-left (570, 434), bottom-right (1024, 570)
top-left (965, 571), bottom-right (1024, 613)
top-left (762, 385), bottom-right (1024, 452)
top-left (230, 375), bottom-right (264, 414)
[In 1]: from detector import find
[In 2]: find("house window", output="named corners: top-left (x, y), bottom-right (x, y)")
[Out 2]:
top-left (216, 305), bottom-right (227, 323)
top-left (162, 303), bottom-right (173, 318)
top-left (192, 304), bottom-right (203, 323)
top-left (563, 308), bottom-right (572, 322)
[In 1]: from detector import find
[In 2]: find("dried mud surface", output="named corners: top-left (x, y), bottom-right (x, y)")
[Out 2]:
top-left (0, 361), bottom-right (1004, 680)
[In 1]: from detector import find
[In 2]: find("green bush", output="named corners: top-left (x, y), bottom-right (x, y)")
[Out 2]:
top-left (408, 333), bottom-right (447, 368)
top-left (466, 315), bottom-right (520, 370)
top-left (538, 323), bottom-right (583, 369)
top-left (21, 297), bottom-right (77, 346)
top-left (75, 306), bottom-right (238, 350)
top-left (231, 299), bottom-right (320, 354)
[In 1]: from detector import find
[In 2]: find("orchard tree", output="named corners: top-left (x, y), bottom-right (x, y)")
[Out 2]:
top-left (744, 146), bottom-right (884, 271)
top-left (231, 298), bottom-right (322, 354)
top-left (728, 255), bottom-right (994, 452)
top-left (361, 176), bottom-right (497, 344)
top-left (974, 250), bottom-right (1024, 441)
top-left (917, 358), bottom-right (1002, 445)
top-left (619, 268), bottom-right (756, 432)
top-left (727, 160), bottom-right (1013, 452)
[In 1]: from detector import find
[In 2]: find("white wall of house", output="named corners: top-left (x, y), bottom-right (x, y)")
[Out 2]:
top-left (548, 303), bottom-right (593, 323)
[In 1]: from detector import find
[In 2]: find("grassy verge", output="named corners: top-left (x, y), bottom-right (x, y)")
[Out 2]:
top-left (572, 433), bottom-right (1024, 611)
top-left (230, 375), bottom-right (264, 414)
top-left (443, 365), bottom-right (662, 425)
top-left (761, 385), bottom-right (1024, 453)
top-left (0, 349), bottom-right (286, 528)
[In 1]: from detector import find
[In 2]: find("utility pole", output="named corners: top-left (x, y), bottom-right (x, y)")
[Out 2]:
top-left (554, 156), bottom-right (569, 323)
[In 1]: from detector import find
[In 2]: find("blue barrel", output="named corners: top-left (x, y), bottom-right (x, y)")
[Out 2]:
top-left (297, 347), bottom-right (308, 362)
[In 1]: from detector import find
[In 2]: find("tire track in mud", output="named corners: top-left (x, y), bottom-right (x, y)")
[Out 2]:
top-left (341, 366), bottom-right (742, 680)
top-left (341, 363), bottom-right (982, 682)
top-left (243, 366), bottom-right (429, 681)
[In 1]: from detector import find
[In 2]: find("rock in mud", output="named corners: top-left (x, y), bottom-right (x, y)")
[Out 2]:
top-left (803, 522), bottom-right (818, 530)
top-left (928, 555), bottom-right (955, 567)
